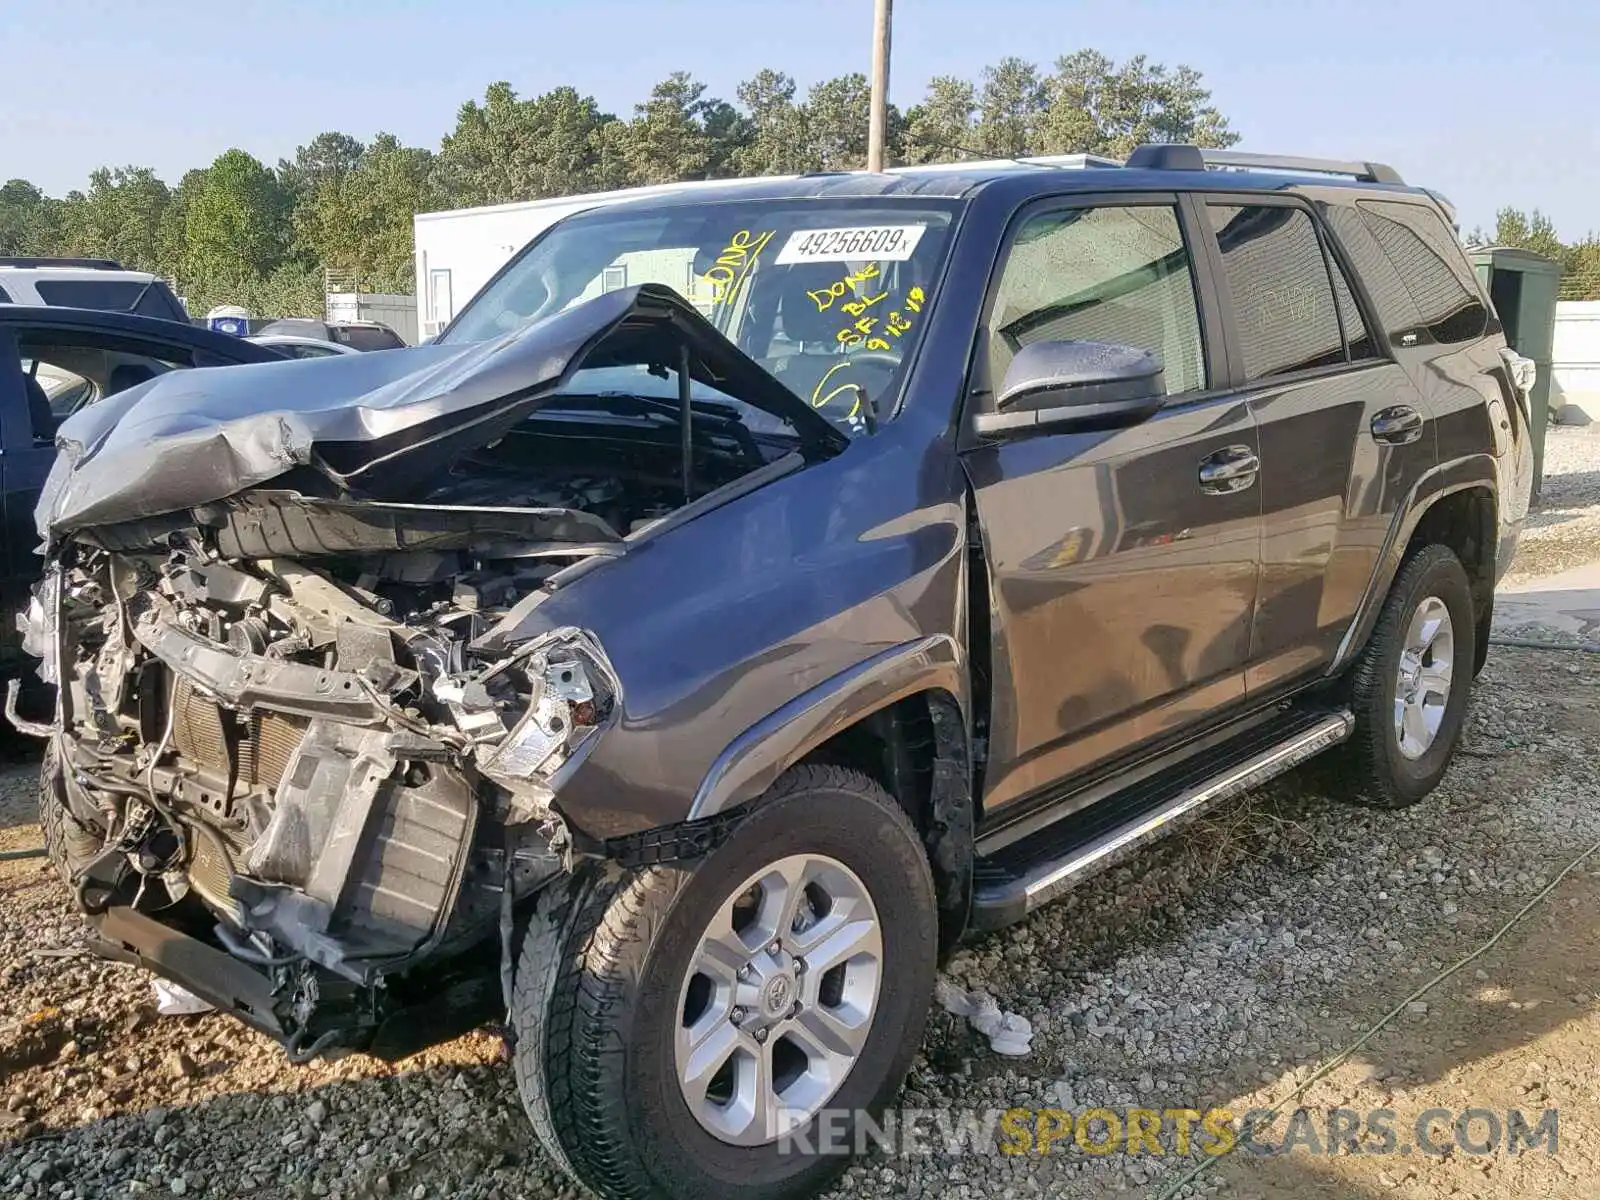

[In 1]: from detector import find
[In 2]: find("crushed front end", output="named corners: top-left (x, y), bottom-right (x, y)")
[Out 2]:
top-left (35, 517), bottom-right (617, 1060)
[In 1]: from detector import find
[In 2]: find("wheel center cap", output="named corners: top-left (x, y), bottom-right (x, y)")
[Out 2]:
top-left (761, 974), bottom-right (793, 1017)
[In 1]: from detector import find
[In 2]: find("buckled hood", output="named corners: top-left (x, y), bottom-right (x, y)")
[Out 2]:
top-left (37, 284), bottom-right (844, 541)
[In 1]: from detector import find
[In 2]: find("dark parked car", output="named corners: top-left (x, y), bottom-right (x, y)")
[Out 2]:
top-left (252, 317), bottom-right (409, 352)
top-left (0, 306), bottom-right (283, 679)
top-left (23, 146), bottom-right (1532, 1200)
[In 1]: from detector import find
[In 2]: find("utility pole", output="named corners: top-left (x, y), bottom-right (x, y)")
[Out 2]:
top-left (867, 0), bottom-right (892, 172)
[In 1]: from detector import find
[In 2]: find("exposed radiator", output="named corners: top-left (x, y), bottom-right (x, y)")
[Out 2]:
top-left (188, 828), bottom-right (241, 920)
top-left (171, 676), bottom-right (307, 789)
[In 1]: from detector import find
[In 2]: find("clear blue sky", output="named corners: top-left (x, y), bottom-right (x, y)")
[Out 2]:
top-left (7, 0), bottom-right (1598, 237)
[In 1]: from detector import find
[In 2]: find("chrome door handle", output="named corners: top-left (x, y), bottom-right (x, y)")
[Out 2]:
top-left (1198, 445), bottom-right (1259, 494)
top-left (1371, 405), bottom-right (1424, 445)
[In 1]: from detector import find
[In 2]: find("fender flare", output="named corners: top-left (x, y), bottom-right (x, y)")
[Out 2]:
top-left (687, 634), bottom-right (969, 820)
top-left (1329, 453), bottom-right (1498, 675)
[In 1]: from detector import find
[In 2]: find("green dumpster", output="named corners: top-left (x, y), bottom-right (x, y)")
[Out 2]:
top-left (1470, 246), bottom-right (1562, 505)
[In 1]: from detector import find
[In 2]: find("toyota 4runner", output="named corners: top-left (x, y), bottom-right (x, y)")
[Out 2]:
top-left (22, 144), bottom-right (1532, 1200)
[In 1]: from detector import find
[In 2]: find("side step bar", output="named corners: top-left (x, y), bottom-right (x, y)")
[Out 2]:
top-left (969, 710), bottom-right (1353, 932)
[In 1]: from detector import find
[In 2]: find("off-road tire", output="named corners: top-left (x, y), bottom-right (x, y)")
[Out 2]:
top-left (40, 739), bottom-right (74, 889)
top-left (511, 765), bottom-right (938, 1200)
top-left (1333, 545), bottom-right (1475, 809)
top-left (39, 739), bottom-right (101, 889)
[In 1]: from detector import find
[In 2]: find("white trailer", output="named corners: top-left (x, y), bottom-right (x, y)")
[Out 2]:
top-left (410, 154), bottom-right (1115, 340)
top-left (411, 178), bottom-right (782, 340)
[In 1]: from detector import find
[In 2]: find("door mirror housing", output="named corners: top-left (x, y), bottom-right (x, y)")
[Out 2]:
top-left (973, 340), bottom-right (1165, 437)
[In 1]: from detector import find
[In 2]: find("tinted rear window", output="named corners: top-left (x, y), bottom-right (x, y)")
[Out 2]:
top-left (1357, 200), bottom-right (1487, 344)
top-left (34, 279), bottom-right (149, 310)
top-left (31, 277), bottom-right (187, 321)
top-left (1207, 204), bottom-right (1345, 380)
top-left (334, 326), bottom-right (406, 352)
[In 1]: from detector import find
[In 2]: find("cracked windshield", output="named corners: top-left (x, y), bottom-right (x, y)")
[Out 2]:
top-left (439, 200), bottom-right (956, 436)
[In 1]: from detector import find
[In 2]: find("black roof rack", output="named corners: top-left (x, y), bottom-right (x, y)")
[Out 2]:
top-left (0, 256), bottom-right (127, 270)
top-left (1124, 145), bottom-right (1404, 185)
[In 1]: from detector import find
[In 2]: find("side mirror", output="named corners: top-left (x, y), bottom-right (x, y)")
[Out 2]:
top-left (973, 340), bottom-right (1165, 438)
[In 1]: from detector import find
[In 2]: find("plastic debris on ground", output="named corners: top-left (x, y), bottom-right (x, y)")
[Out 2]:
top-left (935, 976), bottom-right (1033, 1056)
top-left (152, 979), bottom-right (215, 1016)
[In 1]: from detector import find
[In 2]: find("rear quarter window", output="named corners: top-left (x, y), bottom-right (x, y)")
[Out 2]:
top-left (132, 281), bottom-right (189, 322)
top-left (1356, 200), bottom-right (1487, 344)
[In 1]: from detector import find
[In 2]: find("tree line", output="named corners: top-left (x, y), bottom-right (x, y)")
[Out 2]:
top-left (1471, 208), bottom-right (1600, 301)
top-left (0, 51), bottom-right (1235, 317)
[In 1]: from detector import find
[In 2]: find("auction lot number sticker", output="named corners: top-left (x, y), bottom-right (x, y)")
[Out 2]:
top-left (775, 225), bottom-right (927, 264)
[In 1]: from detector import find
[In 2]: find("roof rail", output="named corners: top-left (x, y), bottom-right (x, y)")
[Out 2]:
top-left (1192, 149), bottom-right (1404, 186)
top-left (1123, 145), bottom-right (1404, 184)
top-left (1124, 145), bottom-right (1206, 172)
top-left (0, 256), bottom-right (127, 270)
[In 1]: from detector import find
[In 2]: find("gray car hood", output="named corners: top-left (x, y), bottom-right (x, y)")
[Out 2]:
top-left (38, 284), bottom-right (844, 541)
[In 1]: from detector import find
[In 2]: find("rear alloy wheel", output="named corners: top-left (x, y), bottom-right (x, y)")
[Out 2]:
top-left (1334, 544), bottom-right (1475, 809)
top-left (512, 765), bottom-right (937, 1200)
top-left (1392, 595), bottom-right (1454, 761)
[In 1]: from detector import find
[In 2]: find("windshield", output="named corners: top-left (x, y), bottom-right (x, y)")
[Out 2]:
top-left (440, 198), bottom-right (957, 436)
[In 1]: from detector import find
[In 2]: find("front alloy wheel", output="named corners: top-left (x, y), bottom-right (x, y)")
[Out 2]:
top-left (676, 853), bottom-right (883, 1146)
top-left (512, 765), bottom-right (937, 1200)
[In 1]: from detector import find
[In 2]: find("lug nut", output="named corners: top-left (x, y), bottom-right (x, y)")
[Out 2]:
top-left (738, 965), bottom-right (754, 981)
top-left (767, 940), bottom-right (781, 955)
top-left (730, 1007), bottom-right (746, 1026)
top-left (753, 1028), bottom-right (768, 1043)
top-left (788, 1002), bottom-right (802, 1019)
top-left (793, 958), bottom-right (805, 975)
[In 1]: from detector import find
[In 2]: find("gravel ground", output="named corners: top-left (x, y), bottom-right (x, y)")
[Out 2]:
top-left (1501, 426), bottom-right (1600, 588)
top-left (5, 441), bottom-right (1600, 1200)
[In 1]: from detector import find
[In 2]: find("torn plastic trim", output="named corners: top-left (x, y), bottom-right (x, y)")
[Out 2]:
top-left (83, 491), bottom-right (627, 561)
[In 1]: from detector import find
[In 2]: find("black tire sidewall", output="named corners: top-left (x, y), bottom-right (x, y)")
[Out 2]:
top-left (39, 737), bottom-right (71, 884)
top-left (1365, 549), bottom-right (1475, 801)
top-left (625, 779), bottom-right (937, 1198)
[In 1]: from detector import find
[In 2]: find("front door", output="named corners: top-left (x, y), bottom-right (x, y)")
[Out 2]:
top-left (961, 197), bottom-right (1262, 817)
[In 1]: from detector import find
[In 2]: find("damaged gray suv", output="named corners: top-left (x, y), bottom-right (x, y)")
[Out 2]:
top-left (23, 145), bottom-right (1532, 1200)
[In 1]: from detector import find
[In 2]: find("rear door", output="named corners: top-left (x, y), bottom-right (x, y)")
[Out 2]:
top-left (1195, 195), bottom-right (1435, 694)
top-left (960, 194), bottom-right (1263, 817)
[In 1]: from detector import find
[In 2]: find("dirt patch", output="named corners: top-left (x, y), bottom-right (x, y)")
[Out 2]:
top-left (1205, 865), bottom-right (1600, 1199)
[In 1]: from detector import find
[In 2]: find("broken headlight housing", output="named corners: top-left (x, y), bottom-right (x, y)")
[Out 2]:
top-left (441, 628), bottom-right (618, 811)
top-left (17, 568), bottom-right (61, 686)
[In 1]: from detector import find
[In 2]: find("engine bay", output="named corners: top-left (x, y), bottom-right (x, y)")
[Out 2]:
top-left (35, 442), bottom-right (702, 1053)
